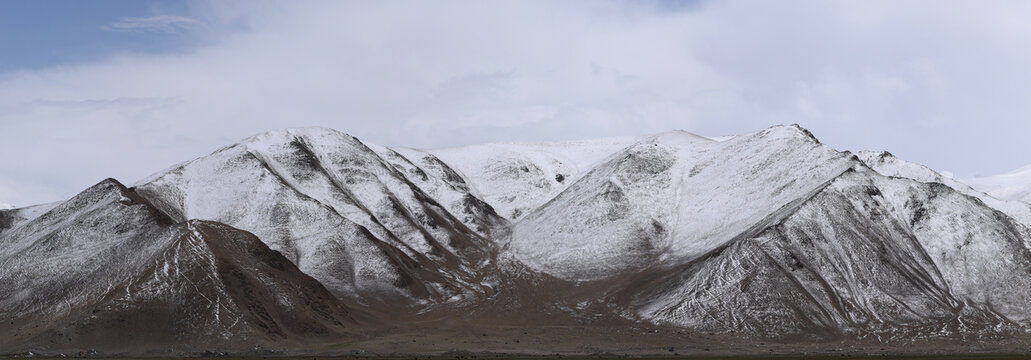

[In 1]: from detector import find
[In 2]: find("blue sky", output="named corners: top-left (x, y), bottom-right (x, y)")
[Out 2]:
top-left (1, 1), bottom-right (1031, 206)
top-left (0, 0), bottom-right (698, 75)
top-left (0, 0), bottom-right (200, 73)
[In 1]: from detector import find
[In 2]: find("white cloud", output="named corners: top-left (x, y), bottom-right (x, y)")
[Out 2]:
top-left (102, 15), bottom-right (205, 33)
top-left (3, 0), bottom-right (1031, 205)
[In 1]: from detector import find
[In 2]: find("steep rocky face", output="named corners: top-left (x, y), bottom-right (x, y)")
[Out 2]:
top-left (134, 128), bottom-right (502, 303)
top-left (0, 179), bottom-right (352, 353)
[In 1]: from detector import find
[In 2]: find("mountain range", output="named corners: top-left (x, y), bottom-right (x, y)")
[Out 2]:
top-left (2, 124), bottom-right (1031, 356)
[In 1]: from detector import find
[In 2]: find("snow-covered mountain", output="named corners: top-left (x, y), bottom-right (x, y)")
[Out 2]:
top-left (637, 167), bottom-right (1031, 337)
top-left (3, 124), bottom-right (1031, 354)
top-left (508, 126), bottom-right (856, 280)
top-left (964, 165), bottom-right (1031, 205)
top-left (0, 179), bottom-right (352, 353)
top-left (133, 128), bottom-right (502, 304)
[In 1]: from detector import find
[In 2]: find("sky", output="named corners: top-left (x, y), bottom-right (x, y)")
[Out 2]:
top-left (1, 0), bottom-right (1030, 207)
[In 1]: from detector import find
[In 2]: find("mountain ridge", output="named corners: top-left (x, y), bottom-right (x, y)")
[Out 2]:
top-left (3, 124), bottom-right (1031, 354)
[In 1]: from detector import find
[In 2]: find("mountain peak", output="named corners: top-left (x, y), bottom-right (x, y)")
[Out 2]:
top-left (71, 178), bottom-right (133, 202)
top-left (238, 126), bottom-right (359, 147)
top-left (757, 124), bottom-right (822, 143)
top-left (96, 177), bottom-right (126, 188)
top-left (857, 150), bottom-right (894, 160)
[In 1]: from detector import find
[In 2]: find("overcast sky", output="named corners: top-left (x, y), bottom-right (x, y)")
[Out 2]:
top-left (1, 0), bottom-right (1030, 207)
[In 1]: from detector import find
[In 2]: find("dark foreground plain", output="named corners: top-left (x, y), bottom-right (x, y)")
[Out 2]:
top-left (9, 323), bottom-right (1031, 359)
top-left (16, 355), bottom-right (1031, 360)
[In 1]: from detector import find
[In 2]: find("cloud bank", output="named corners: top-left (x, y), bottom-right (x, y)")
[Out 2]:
top-left (2, 0), bottom-right (1031, 206)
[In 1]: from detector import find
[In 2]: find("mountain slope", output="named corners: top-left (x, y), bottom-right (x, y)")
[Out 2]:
top-left (0, 179), bottom-right (352, 353)
top-left (368, 144), bottom-right (506, 238)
